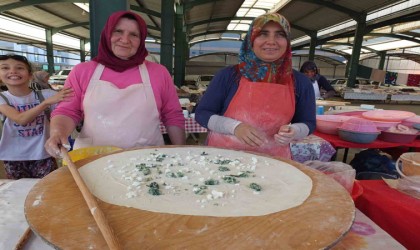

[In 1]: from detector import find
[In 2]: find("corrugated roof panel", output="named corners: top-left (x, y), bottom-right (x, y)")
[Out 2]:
top-left (8, 7), bottom-right (70, 28)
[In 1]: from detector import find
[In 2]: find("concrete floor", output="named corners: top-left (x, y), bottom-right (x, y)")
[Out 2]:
top-left (1, 99), bottom-right (419, 179)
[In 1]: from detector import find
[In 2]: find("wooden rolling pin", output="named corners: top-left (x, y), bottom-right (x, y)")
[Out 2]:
top-left (14, 227), bottom-right (32, 250)
top-left (61, 148), bottom-right (122, 250)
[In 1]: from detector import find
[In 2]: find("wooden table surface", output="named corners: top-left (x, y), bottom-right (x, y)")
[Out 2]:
top-left (24, 147), bottom-right (355, 249)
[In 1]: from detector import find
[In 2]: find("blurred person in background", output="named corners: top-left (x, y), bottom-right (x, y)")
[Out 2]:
top-left (300, 61), bottom-right (336, 99)
top-left (30, 70), bottom-right (53, 90)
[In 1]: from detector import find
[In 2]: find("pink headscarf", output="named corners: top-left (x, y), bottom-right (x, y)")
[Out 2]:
top-left (93, 11), bottom-right (148, 72)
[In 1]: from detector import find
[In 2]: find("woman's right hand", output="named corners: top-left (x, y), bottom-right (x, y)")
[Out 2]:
top-left (233, 123), bottom-right (266, 147)
top-left (44, 127), bottom-right (70, 158)
top-left (45, 87), bottom-right (74, 106)
top-left (45, 131), bottom-right (70, 158)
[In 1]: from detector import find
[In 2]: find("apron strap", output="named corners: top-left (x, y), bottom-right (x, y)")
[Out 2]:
top-left (139, 64), bottom-right (151, 87)
top-left (91, 64), bottom-right (105, 81)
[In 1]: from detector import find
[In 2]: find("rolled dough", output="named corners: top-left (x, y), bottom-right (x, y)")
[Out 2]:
top-left (79, 147), bottom-right (312, 217)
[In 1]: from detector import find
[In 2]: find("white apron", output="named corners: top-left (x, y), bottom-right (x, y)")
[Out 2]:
top-left (74, 64), bottom-right (164, 149)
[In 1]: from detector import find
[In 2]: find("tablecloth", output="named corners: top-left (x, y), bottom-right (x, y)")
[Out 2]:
top-left (314, 131), bottom-right (420, 149)
top-left (391, 94), bottom-right (420, 102)
top-left (160, 117), bottom-right (208, 134)
top-left (1, 178), bottom-right (404, 249)
top-left (355, 180), bottom-right (420, 250)
top-left (290, 134), bottom-right (336, 163)
top-left (343, 92), bottom-right (388, 101)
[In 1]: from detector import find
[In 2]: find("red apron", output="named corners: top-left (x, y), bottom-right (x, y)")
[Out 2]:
top-left (208, 77), bottom-right (295, 158)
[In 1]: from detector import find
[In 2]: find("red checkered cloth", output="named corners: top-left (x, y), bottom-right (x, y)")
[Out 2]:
top-left (160, 117), bottom-right (207, 134)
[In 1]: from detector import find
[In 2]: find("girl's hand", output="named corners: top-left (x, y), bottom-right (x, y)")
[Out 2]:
top-left (44, 87), bottom-right (73, 105)
top-left (234, 123), bottom-right (266, 147)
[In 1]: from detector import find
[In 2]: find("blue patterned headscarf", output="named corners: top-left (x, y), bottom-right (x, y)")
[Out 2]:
top-left (238, 13), bottom-right (293, 84)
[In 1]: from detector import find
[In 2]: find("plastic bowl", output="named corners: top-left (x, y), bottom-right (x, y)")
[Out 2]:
top-left (316, 115), bottom-right (352, 135)
top-left (397, 153), bottom-right (420, 177)
top-left (333, 111), bottom-right (365, 118)
top-left (63, 146), bottom-right (122, 166)
top-left (402, 115), bottom-right (420, 128)
top-left (362, 110), bottom-right (416, 122)
top-left (372, 120), bottom-right (400, 131)
top-left (379, 130), bottom-right (419, 143)
top-left (339, 118), bottom-right (379, 133)
top-left (338, 129), bottom-right (380, 144)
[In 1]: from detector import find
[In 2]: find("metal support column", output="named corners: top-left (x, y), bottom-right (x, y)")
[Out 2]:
top-left (308, 32), bottom-right (317, 61)
top-left (45, 29), bottom-right (54, 74)
top-left (378, 51), bottom-right (386, 70)
top-left (80, 39), bottom-right (86, 62)
top-left (174, 4), bottom-right (186, 87)
top-left (346, 13), bottom-right (366, 88)
top-left (161, 0), bottom-right (175, 74)
top-left (89, 0), bottom-right (128, 58)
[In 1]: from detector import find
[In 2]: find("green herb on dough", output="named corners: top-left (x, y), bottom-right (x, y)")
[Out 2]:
top-left (218, 166), bottom-right (230, 172)
top-left (136, 164), bottom-right (151, 175)
top-left (176, 171), bottom-right (184, 177)
top-left (249, 183), bottom-right (262, 192)
top-left (229, 171), bottom-right (253, 178)
top-left (165, 171), bottom-right (185, 178)
top-left (194, 185), bottom-right (207, 195)
top-left (155, 154), bottom-right (168, 162)
top-left (214, 159), bottom-right (232, 165)
top-left (223, 176), bottom-right (238, 184)
top-left (166, 172), bottom-right (177, 178)
top-left (204, 179), bottom-right (220, 185)
top-left (148, 182), bottom-right (161, 196)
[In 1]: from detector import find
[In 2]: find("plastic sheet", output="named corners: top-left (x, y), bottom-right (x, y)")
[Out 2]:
top-left (304, 160), bottom-right (356, 193)
top-left (396, 176), bottom-right (420, 199)
top-left (395, 153), bottom-right (420, 199)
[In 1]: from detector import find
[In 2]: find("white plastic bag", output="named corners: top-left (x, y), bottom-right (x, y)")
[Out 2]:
top-left (304, 160), bottom-right (356, 193)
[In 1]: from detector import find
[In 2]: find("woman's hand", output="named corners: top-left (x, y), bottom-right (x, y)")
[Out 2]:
top-left (234, 123), bottom-right (266, 147)
top-left (44, 87), bottom-right (73, 106)
top-left (44, 115), bottom-right (76, 158)
top-left (45, 130), bottom-right (70, 158)
top-left (274, 125), bottom-right (296, 145)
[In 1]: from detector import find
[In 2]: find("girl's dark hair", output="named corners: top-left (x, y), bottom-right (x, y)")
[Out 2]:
top-left (0, 54), bottom-right (33, 74)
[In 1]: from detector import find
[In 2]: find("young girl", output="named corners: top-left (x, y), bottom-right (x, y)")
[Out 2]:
top-left (0, 54), bottom-right (73, 179)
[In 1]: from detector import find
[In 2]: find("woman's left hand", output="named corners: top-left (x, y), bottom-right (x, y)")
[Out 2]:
top-left (274, 125), bottom-right (296, 145)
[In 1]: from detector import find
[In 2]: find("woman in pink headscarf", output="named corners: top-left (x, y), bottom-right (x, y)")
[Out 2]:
top-left (45, 11), bottom-right (185, 156)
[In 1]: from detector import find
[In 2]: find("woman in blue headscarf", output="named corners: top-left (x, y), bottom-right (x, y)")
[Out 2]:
top-left (195, 12), bottom-right (316, 159)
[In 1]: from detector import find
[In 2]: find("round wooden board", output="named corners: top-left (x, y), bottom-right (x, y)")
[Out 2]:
top-left (25, 146), bottom-right (355, 249)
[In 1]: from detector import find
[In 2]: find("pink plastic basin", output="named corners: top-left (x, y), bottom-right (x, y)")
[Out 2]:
top-left (402, 115), bottom-right (420, 128)
top-left (339, 118), bottom-right (380, 133)
top-left (379, 130), bottom-right (419, 143)
top-left (316, 115), bottom-right (352, 135)
top-left (372, 120), bottom-right (401, 131)
top-left (362, 110), bottom-right (416, 122)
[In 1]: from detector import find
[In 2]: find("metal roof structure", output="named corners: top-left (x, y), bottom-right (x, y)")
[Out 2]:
top-left (0, 0), bottom-right (419, 63)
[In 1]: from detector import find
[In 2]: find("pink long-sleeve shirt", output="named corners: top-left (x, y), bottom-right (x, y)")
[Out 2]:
top-left (52, 60), bottom-right (184, 129)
